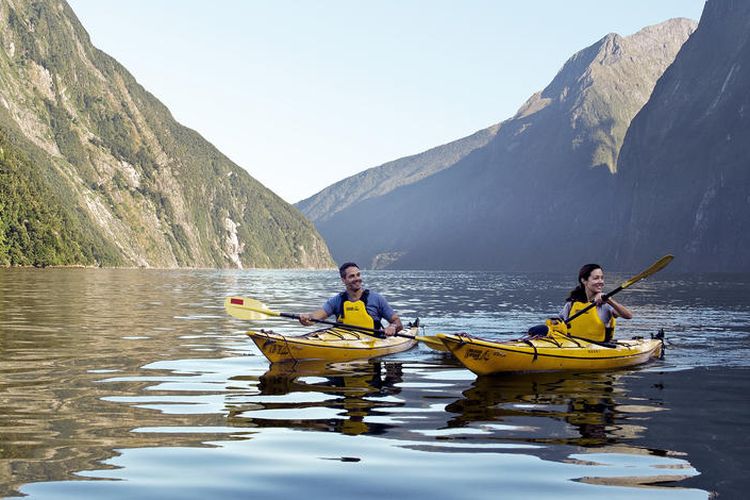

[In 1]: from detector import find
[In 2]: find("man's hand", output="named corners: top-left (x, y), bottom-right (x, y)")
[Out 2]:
top-left (298, 313), bottom-right (314, 326)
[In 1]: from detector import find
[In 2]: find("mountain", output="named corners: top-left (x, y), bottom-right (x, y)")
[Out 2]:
top-left (304, 19), bottom-right (696, 270)
top-left (0, 0), bottom-right (332, 268)
top-left (296, 124), bottom-right (501, 223)
top-left (613, 0), bottom-right (750, 272)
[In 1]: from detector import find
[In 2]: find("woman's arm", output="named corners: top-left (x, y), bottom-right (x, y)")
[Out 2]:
top-left (606, 297), bottom-right (633, 319)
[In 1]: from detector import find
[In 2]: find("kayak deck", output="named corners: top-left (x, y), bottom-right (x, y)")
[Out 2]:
top-left (438, 332), bottom-right (664, 375)
top-left (248, 326), bottom-right (418, 363)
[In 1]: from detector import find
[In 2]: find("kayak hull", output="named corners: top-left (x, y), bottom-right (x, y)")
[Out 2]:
top-left (248, 326), bottom-right (418, 363)
top-left (438, 333), bottom-right (663, 375)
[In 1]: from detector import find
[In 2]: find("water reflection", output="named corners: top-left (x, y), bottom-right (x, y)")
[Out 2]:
top-left (228, 361), bottom-right (407, 436)
top-left (3, 268), bottom-right (743, 498)
top-left (444, 371), bottom-right (702, 488)
top-left (445, 372), bottom-right (650, 449)
top-left (225, 359), bottom-right (700, 489)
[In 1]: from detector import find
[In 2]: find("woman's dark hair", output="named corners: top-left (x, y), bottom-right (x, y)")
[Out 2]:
top-left (566, 263), bottom-right (602, 303)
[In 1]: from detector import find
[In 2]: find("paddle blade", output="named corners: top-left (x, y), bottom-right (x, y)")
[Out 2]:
top-left (620, 254), bottom-right (674, 290)
top-left (224, 296), bottom-right (279, 320)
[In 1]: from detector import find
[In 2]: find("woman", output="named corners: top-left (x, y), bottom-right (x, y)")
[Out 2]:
top-left (560, 263), bottom-right (633, 343)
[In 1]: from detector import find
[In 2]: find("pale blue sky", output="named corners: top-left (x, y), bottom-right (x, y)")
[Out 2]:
top-left (67, 1), bottom-right (705, 203)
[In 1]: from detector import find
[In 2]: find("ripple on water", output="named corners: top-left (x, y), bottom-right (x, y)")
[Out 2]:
top-left (3, 269), bottom-right (743, 498)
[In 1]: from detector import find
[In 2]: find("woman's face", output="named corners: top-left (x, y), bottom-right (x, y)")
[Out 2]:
top-left (582, 267), bottom-right (605, 297)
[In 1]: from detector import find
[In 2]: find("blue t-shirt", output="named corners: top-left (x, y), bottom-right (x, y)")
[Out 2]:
top-left (323, 290), bottom-right (395, 326)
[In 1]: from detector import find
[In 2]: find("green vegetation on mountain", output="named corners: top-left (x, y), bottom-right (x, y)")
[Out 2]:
top-left (0, 130), bottom-right (121, 266)
top-left (0, 0), bottom-right (332, 268)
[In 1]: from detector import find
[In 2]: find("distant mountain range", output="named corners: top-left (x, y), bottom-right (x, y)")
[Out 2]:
top-left (5, 0), bottom-right (745, 273)
top-left (0, 0), bottom-right (332, 268)
top-left (298, 17), bottom-right (700, 271)
top-left (296, 124), bottom-right (502, 224)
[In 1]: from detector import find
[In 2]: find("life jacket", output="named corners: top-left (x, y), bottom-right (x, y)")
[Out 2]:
top-left (336, 290), bottom-right (379, 330)
top-left (567, 300), bottom-right (616, 342)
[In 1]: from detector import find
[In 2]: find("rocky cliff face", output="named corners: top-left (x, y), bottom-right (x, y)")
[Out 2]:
top-left (308, 19), bottom-right (695, 270)
top-left (613, 0), bottom-right (750, 271)
top-left (0, 0), bottom-right (332, 268)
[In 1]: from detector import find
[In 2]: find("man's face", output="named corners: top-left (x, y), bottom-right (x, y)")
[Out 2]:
top-left (341, 266), bottom-right (363, 292)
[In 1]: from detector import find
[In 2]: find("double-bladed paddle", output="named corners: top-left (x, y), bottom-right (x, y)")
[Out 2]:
top-left (565, 254), bottom-right (674, 326)
top-left (224, 296), bottom-right (445, 348)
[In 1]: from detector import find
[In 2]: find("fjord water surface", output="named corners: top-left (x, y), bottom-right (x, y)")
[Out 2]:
top-left (1, 268), bottom-right (748, 498)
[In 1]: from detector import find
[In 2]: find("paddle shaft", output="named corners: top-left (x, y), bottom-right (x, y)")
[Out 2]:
top-left (280, 311), bottom-right (417, 340)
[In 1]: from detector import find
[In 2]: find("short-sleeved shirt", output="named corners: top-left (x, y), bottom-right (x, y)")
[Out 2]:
top-left (323, 290), bottom-right (396, 326)
top-left (560, 301), bottom-right (617, 325)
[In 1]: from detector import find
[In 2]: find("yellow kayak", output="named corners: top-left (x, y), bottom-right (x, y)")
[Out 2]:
top-left (248, 325), bottom-right (418, 363)
top-left (438, 332), bottom-right (664, 375)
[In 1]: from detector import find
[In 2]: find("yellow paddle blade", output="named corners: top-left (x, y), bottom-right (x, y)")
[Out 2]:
top-left (224, 296), bottom-right (280, 320)
top-left (620, 254), bottom-right (674, 290)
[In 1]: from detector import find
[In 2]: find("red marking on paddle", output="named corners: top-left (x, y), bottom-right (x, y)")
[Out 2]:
top-left (230, 298), bottom-right (244, 305)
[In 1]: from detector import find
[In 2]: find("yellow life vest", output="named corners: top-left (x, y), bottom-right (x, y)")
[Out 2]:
top-left (567, 301), bottom-right (616, 343)
top-left (337, 290), bottom-right (377, 330)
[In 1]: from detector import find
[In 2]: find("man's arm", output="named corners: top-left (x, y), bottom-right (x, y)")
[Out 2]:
top-left (385, 313), bottom-right (403, 336)
top-left (299, 308), bottom-right (330, 326)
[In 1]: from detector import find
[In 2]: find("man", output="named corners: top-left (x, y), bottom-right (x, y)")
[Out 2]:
top-left (299, 262), bottom-right (403, 336)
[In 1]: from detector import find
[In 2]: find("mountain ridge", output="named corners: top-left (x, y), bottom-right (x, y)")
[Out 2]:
top-left (0, 0), bottom-right (333, 268)
top-left (296, 122), bottom-right (502, 223)
top-left (305, 18), bottom-right (696, 271)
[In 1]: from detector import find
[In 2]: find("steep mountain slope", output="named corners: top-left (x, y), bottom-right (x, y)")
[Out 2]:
top-left (296, 124), bottom-right (501, 223)
top-left (614, 0), bottom-right (750, 272)
top-left (311, 19), bottom-right (695, 270)
top-left (0, 128), bottom-right (120, 265)
top-left (0, 0), bottom-right (332, 268)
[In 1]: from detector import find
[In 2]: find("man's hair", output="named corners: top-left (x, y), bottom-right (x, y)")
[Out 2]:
top-left (339, 262), bottom-right (359, 278)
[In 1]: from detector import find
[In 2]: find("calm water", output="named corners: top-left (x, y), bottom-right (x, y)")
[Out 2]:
top-left (1, 268), bottom-right (749, 499)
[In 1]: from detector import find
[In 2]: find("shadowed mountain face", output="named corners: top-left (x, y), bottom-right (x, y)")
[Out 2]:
top-left (0, 0), bottom-right (332, 268)
top-left (613, 0), bottom-right (750, 272)
top-left (296, 124), bottom-right (502, 224)
top-left (305, 19), bottom-right (695, 271)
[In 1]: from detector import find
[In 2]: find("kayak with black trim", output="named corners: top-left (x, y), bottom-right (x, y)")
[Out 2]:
top-left (438, 331), bottom-right (664, 375)
top-left (248, 325), bottom-right (419, 363)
